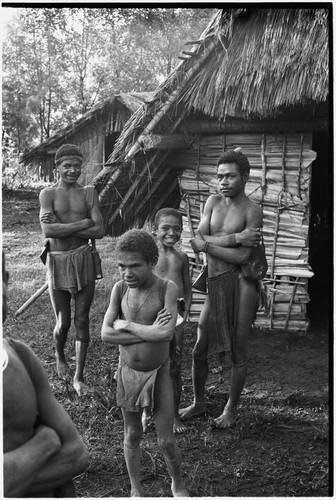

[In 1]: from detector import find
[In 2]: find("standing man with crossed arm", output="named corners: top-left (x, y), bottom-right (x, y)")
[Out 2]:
top-left (39, 144), bottom-right (104, 396)
top-left (180, 149), bottom-right (262, 429)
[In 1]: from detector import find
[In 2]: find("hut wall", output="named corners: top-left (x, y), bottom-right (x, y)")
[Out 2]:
top-left (168, 132), bottom-right (316, 331)
top-left (77, 118), bottom-right (106, 186)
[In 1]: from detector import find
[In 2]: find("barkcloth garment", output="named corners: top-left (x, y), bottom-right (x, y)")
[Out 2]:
top-left (207, 266), bottom-right (240, 357)
top-left (47, 244), bottom-right (93, 294)
top-left (115, 358), bottom-right (162, 412)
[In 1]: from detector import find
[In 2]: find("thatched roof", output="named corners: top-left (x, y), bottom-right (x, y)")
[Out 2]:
top-left (178, 8), bottom-right (329, 118)
top-left (93, 8), bottom-right (329, 235)
top-left (20, 92), bottom-right (152, 165)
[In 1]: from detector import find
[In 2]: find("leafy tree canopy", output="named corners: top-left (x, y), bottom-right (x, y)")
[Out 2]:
top-left (2, 7), bottom-right (214, 157)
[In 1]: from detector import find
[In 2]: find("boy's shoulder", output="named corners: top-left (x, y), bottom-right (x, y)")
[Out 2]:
top-left (160, 245), bottom-right (188, 257)
top-left (174, 247), bottom-right (189, 261)
top-left (154, 275), bottom-right (175, 294)
top-left (155, 274), bottom-right (171, 286)
top-left (114, 279), bottom-right (128, 296)
top-left (176, 248), bottom-right (189, 262)
top-left (158, 247), bottom-right (188, 265)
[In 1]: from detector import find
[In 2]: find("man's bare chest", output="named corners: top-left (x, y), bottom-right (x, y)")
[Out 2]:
top-left (210, 204), bottom-right (247, 235)
top-left (53, 190), bottom-right (87, 219)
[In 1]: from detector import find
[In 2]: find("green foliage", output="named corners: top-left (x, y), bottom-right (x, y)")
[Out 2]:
top-left (2, 7), bottom-right (215, 158)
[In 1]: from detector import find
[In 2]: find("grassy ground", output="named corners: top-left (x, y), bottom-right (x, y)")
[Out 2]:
top-left (2, 187), bottom-right (331, 497)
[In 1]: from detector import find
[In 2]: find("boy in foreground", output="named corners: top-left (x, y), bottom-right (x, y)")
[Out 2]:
top-left (101, 229), bottom-right (188, 497)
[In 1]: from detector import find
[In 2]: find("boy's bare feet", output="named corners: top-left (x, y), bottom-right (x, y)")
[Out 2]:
top-left (213, 404), bottom-right (238, 429)
top-left (173, 417), bottom-right (187, 434)
top-left (179, 402), bottom-right (206, 421)
top-left (56, 357), bottom-right (71, 382)
top-left (73, 380), bottom-right (94, 397)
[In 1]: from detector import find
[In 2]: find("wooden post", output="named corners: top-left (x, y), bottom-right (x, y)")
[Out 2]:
top-left (285, 277), bottom-right (300, 330)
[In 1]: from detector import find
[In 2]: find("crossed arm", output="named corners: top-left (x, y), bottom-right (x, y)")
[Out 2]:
top-left (4, 342), bottom-right (89, 497)
top-left (39, 188), bottom-right (104, 240)
top-left (101, 281), bottom-right (178, 345)
top-left (191, 197), bottom-right (263, 265)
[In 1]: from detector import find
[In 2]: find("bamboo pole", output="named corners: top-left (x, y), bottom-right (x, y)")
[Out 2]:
top-left (270, 191), bottom-right (283, 277)
top-left (15, 283), bottom-right (48, 317)
top-left (298, 133), bottom-right (304, 199)
top-left (183, 118), bottom-right (329, 134)
top-left (269, 275), bottom-right (277, 329)
top-left (281, 134), bottom-right (287, 191)
top-left (261, 133), bottom-right (267, 196)
top-left (186, 195), bottom-right (201, 265)
top-left (284, 277), bottom-right (300, 329)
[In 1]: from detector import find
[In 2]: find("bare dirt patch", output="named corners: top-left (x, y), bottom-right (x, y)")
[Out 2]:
top-left (2, 188), bottom-right (331, 497)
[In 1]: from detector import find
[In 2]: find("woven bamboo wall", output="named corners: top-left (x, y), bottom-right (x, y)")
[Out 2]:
top-left (169, 132), bottom-right (316, 331)
top-left (75, 118), bottom-right (106, 185)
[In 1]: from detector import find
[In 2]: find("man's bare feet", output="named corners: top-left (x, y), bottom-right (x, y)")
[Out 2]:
top-left (56, 357), bottom-right (71, 382)
top-left (171, 481), bottom-right (189, 497)
top-left (212, 405), bottom-right (238, 429)
top-left (179, 403), bottom-right (206, 421)
top-left (173, 417), bottom-right (187, 434)
top-left (142, 408), bottom-right (152, 433)
top-left (130, 486), bottom-right (145, 497)
top-left (73, 380), bottom-right (94, 397)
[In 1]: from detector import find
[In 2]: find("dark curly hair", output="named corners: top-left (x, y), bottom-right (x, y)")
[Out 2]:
top-left (116, 229), bottom-right (159, 263)
top-left (153, 208), bottom-right (183, 228)
top-left (217, 150), bottom-right (250, 176)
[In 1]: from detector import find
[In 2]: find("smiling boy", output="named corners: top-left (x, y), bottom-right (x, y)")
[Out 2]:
top-left (39, 144), bottom-right (104, 396)
top-left (150, 208), bottom-right (192, 434)
top-left (101, 229), bottom-right (188, 497)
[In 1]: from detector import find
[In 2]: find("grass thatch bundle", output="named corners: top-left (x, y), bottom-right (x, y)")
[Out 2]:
top-left (180, 9), bottom-right (329, 118)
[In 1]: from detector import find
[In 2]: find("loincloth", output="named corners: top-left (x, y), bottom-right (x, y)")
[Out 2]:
top-left (207, 266), bottom-right (240, 357)
top-left (47, 244), bottom-right (93, 294)
top-left (115, 358), bottom-right (168, 412)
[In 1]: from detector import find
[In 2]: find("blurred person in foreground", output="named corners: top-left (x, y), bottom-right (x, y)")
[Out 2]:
top-left (2, 254), bottom-right (89, 497)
